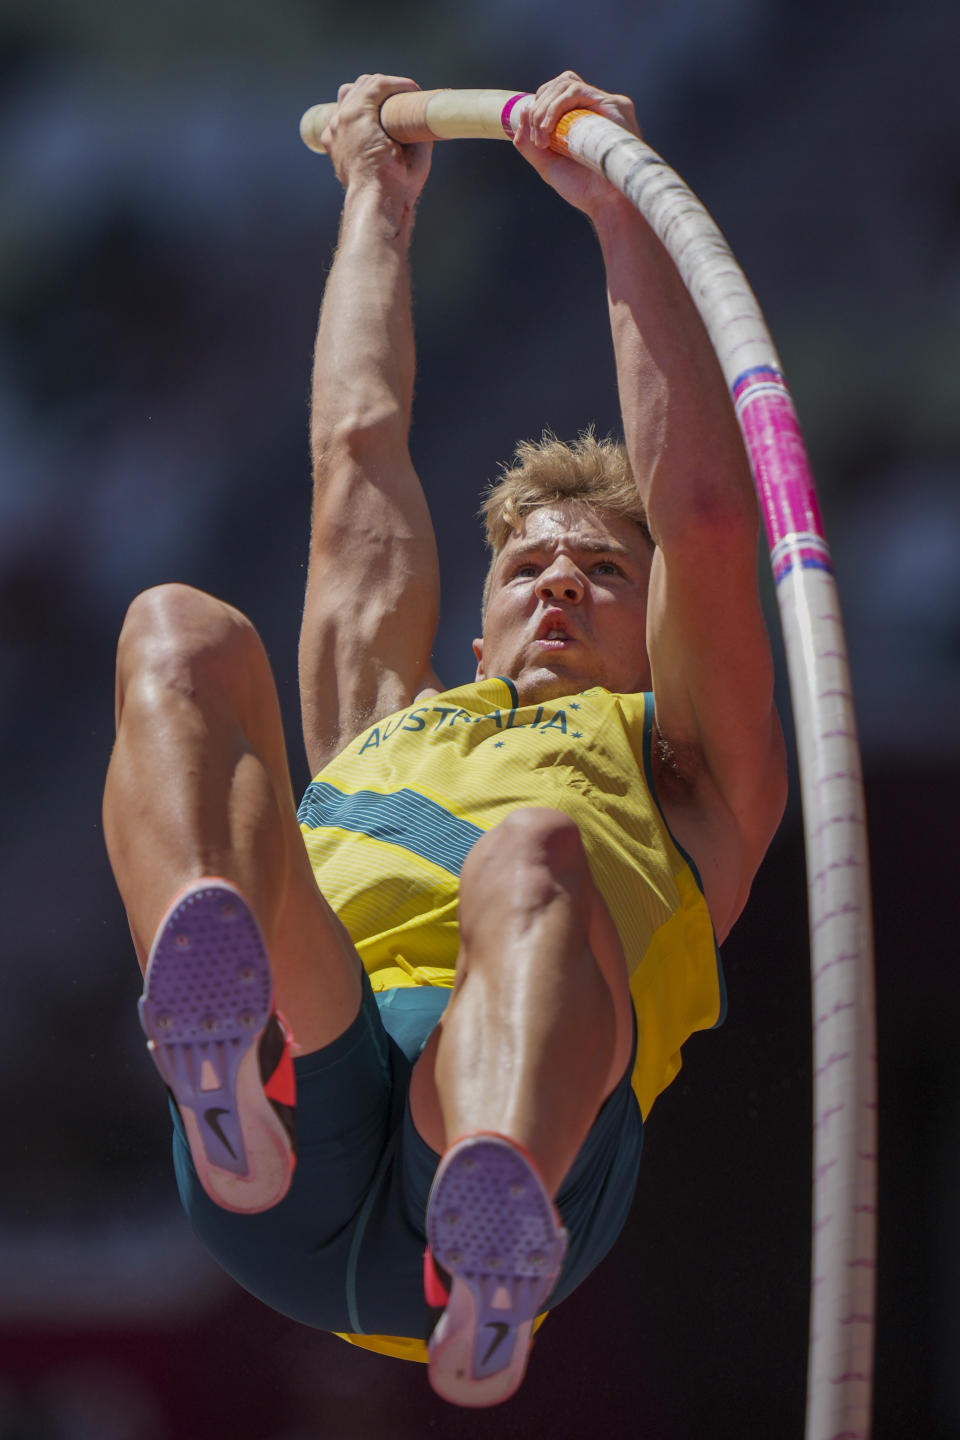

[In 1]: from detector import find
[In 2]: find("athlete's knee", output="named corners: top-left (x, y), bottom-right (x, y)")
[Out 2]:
top-left (116, 584), bottom-right (259, 704)
top-left (117, 581), bottom-right (254, 682)
top-left (476, 806), bottom-right (586, 873)
top-left (462, 808), bottom-right (591, 919)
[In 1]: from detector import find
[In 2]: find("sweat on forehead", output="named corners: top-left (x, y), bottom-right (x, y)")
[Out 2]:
top-left (506, 502), bottom-right (624, 541)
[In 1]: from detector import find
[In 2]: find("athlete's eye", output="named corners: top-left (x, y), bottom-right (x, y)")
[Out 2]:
top-left (590, 560), bottom-right (622, 576)
top-left (511, 563), bottom-right (540, 579)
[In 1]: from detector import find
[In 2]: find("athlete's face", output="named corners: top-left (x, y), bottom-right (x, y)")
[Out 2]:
top-left (474, 503), bottom-right (655, 704)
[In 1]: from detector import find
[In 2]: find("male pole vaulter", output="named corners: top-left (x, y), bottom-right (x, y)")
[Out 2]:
top-left (104, 71), bottom-right (785, 1406)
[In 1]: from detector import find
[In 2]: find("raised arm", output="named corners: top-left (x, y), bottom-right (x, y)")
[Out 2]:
top-left (300, 74), bottom-right (442, 777)
top-left (514, 74), bottom-right (786, 937)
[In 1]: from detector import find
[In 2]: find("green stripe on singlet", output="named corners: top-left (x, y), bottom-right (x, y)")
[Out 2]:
top-left (298, 782), bottom-right (483, 877)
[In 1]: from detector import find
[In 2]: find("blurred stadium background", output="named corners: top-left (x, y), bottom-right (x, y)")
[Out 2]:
top-left (1, 0), bottom-right (958, 1435)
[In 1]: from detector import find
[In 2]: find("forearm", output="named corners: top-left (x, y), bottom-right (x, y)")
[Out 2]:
top-left (311, 180), bottom-right (418, 466)
top-left (593, 196), bottom-right (757, 552)
top-left (512, 72), bottom-right (755, 549)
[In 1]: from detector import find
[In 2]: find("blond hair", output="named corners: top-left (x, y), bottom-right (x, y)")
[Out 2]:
top-left (479, 428), bottom-right (652, 619)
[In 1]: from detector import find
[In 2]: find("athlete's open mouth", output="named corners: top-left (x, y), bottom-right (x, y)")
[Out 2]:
top-left (535, 611), bottom-right (576, 644)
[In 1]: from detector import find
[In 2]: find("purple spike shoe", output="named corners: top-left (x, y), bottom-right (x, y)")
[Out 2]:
top-left (138, 879), bottom-right (296, 1213)
top-left (425, 1133), bottom-right (568, 1406)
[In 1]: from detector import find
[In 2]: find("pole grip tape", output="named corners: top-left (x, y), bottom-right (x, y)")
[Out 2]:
top-left (379, 89), bottom-right (449, 145)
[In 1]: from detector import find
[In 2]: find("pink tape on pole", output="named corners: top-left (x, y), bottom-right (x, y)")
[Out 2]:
top-left (500, 93), bottom-right (531, 137)
top-left (733, 366), bottom-right (829, 583)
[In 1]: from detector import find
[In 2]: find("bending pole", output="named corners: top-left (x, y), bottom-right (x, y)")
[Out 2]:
top-left (301, 88), bottom-right (877, 1440)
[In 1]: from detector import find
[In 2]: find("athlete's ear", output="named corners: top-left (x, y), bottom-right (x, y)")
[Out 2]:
top-left (472, 637), bottom-right (484, 679)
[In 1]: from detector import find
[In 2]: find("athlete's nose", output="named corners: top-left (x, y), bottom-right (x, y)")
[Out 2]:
top-left (535, 556), bottom-right (585, 604)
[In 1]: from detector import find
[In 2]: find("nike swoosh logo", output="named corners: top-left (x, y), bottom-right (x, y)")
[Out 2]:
top-left (204, 1106), bottom-right (237, 1159)
top-left (480, 1321), bottom-right (511, 1369)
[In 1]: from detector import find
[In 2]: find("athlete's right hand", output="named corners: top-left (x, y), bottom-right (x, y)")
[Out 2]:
top-left (321, 74), bottom-right (432, 202)
top-left (513, 72), bottom-right (639, 222)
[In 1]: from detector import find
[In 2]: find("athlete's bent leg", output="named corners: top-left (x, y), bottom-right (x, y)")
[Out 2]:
top-left (409, 806), bottom-right (634, 1195)
top-left (103, 582), bottom-right (361, 1054)
top-left (409, 807), bottom-right (636, 1404)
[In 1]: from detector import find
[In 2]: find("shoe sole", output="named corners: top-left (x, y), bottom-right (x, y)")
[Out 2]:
top-left (138, 880), bottom-right (294, 1214)
top-left (426, 1134), bottom-right (568, 1407)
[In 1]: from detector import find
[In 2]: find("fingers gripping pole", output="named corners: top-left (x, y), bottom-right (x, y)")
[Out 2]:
top-left (300, 89), bottom-right (877, 1440)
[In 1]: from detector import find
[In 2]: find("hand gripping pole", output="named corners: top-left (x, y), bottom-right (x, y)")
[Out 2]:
top-left (300, 87), bottom-right (877, 1440)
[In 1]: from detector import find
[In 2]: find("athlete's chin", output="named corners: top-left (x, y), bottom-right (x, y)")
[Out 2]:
top-left (510, 664), bottom-right (601, 705)
top-left (507, 658), bottom-right (650, 704)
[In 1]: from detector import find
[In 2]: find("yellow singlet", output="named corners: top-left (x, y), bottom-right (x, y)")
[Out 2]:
top-left (298, 675), bottom-right (724, 1120)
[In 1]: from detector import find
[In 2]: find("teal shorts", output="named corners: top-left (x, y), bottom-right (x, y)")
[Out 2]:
top-left (172, 966), bottom-right (644, 1339)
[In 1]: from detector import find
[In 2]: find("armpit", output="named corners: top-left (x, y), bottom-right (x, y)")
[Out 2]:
top-left (652, 721), bottom-right (702, 795)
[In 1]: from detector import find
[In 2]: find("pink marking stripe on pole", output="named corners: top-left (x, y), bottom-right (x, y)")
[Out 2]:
top-left (499, 93), bottom-right (529, 136)
top-left (733, 365), bottom-right (829, 576)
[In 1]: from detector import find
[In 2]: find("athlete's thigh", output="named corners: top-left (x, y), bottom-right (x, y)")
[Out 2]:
top-left (174, 597), bottom-right (369, 1051)
top-left (406, 819), bottom-right (634, 1152)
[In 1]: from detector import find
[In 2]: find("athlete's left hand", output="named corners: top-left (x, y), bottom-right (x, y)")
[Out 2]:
top-left (512, 71), bottom-right (639, 219)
